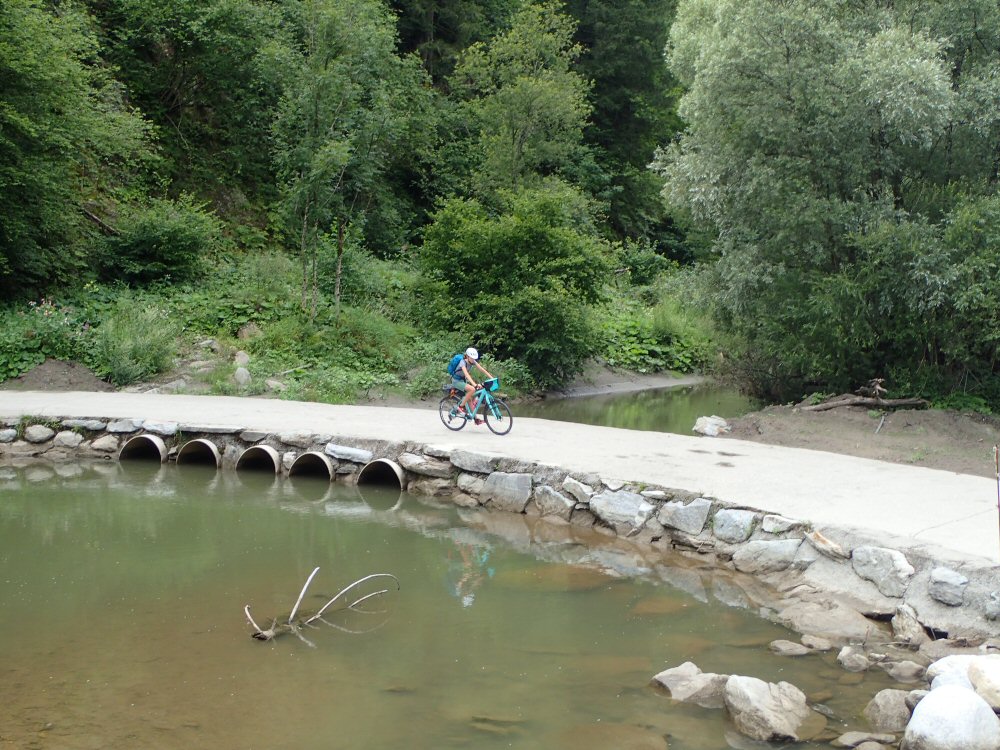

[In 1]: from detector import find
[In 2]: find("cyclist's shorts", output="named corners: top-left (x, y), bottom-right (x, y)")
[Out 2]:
top-left (450, 377), bottom-right (467, 390)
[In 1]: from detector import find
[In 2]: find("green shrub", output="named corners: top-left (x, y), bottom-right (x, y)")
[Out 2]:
top-left (88, 300), bottom-right (178, 385)
top-left (0, 299), bottom-right (89, 380)
top-left (99, 195), bottom-right (220, 286)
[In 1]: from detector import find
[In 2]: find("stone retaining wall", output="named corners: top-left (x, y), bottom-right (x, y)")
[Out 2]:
top-left (2, 415), bottom-right (998, 643)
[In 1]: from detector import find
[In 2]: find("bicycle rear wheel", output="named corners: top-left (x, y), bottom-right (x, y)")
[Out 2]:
top-left (439, 395), bottom-right (467, 431)
top-left (484, 398), bottom-right (513, 435)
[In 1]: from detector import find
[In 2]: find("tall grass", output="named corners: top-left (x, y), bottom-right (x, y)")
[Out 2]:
top-left (90, 299), bottom-right (178, 385)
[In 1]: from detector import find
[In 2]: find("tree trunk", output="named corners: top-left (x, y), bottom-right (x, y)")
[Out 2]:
top-left (335, 218), bottom-right (345, 317)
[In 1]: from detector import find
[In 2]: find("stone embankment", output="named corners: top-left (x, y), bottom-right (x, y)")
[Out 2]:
top-left (4, 412), bottom-right (1000, 749)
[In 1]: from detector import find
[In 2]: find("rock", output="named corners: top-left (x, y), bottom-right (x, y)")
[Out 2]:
top-left (882, 660), bottom-right (925, 684)
top-left (928, 567), bottom-right (968, 607)
top-left (240, 430), bottom-right (269, 442)
top-left (456, 473), bottom-right (486, 496)
top-left (651, 661), bottom-right (729, 708)
top-left (851, 545), bottom-right (914, 598)
top-left (779, 600), bottom-right (879, 641)
top-left (761, 514), bottom-right (803, 533)
top-left (769, 639), bottom-right (811, 656)
top-left (901, 684), bottom-right (1000, 750)
top-left (987, 592), bottom-right (1000, 621)
top-left (838, 646), bottom-right (870, 673)
top-left (265, 379), bottom-right (287, 392)
top-left (864, 689), bottom-right (911, 732)
top-left (0, 428), bottom-right (18, 442)
top-left (52, 431), bottom-right (83, 448)
top-left (657, 497), bottom-right (712, 534)
top-left (712, 508), bottom-right (757, 543)
top-left (693, 415), bottom-right (730, 436)
top-left (158, 378), bottom-right (187, 393)
top-left (589, 490), bottom-right (654, 530)
top-left (732, 538), bottom-right (802, 573)
top-left (279, 430), bottom-right (315, 448)
top-left (141, 420), bottom-right (178, 436)
top-left (233, 366), bottom-right (251, 386)
top-left (61, 418), bottom-right (106, 431)
top-left (805, 530), bottom-right (849, 559)
top-left (834, 731), bottom-right (898, 748)
top-left (926, 654), bottom-right (1000, 684)
top-left (24, 424), bottom-right (55, 443)
top-left (233, 350), bottom-right (250, 366)
top-left (324, 443), bottom-right (373, 464)
top-left (106, 418), bottom-right (142, 433)
top-left (802, 635), bottom-right (832, 651)
top-left (892, 603), bottom-right (929, 646)
top-left (905, 690), bottom-right (929, 711)
top-left (480, 472), bottom-right (533, 513)
top-left (561, 476), bottom-right (593, 503)
top-left (398, 452), bottom-right (452, 478)
top-left (533, 486), bottom-right (575, 520)
top-left (90, 435), bottom-right (119, 453)
top-left (723, 675), bottom-right (813, 742)
top-left (969, 658), bottom-right (1000, 710)
top-left (450, 450), bottom-right (499, 474)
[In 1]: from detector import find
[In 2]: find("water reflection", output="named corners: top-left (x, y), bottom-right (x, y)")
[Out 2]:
top-left (0, 465), bottom-right (895, 749)
top-left (519, 381), bottom-right (760, 434)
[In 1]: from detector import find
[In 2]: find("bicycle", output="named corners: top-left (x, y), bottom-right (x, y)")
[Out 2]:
top-left (438, 377), bottom-right (513, 435)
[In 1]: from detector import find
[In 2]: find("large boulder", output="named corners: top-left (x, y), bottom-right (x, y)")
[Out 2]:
top-left (723, 675), bottom-right (813, 742)
top-left (851, 546), bottom-right (914, 598)
top-left (651, 661), bottom-right (729, 708)
top-left (864, 688), bottom-right (912, 732)
top-left (901, 684), bottom-right (1000, 750)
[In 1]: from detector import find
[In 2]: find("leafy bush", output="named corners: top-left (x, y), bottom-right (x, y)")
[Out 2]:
top-left (88, 299), bottom-right (178, 385)
top-left (99, 195), bottom-right (220, 286)
top-left (617, 239), bottom-right (675, 286)
top-left (0, 299), bottom-right (89, 381)
top-left (473, 287), bottom-right (594, 389)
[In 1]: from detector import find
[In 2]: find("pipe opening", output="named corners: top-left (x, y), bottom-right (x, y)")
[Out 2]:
top-left (236, 445), bottom-right (280, 474)
top-left (119, 434), bottom-right (167, 463)
top-left (357, 459), bottom-right (404, 491)
top-left (176, 438), bottom-right (221, 468)
top-left (288, 451), bottom-right (334, 481)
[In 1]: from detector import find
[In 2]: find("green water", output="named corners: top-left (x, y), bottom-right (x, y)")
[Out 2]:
top-left (518, 382), bottom-right (759, 434)
top-left (0, 462), bottom-right (892, 749)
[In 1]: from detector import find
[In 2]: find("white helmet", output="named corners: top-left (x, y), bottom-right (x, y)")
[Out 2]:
top-left (465, 347), bottom-right (479, 360)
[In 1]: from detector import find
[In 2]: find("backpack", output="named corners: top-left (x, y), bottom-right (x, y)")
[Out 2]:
top-left (447, 353), bottom-right (464, 378)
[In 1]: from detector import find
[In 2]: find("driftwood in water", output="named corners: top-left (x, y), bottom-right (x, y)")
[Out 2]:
top-left (245, 568), bottom-right (399, 645)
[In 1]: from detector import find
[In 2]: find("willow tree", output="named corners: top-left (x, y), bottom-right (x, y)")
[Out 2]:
top-left (653, 0), bottom-right (1000, 402)
top-left (272, 0), bottom-right (428, 319)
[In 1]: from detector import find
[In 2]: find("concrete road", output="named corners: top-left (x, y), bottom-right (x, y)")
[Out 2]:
top-left (2, 391), bottom-right (998, 564)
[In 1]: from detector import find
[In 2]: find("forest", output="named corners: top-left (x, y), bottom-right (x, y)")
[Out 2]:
top-left (2, 0), bottom-right (998, 410)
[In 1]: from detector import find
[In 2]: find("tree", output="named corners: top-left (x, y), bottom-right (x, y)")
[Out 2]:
top-left (564, 0), bottom-right (686, 249)
top-left (87, 0), bottom-right (288, 203)
top-left (271, 0), bottom-right (430, 319)
top-left (447, 0), bottom-right (592, 197)
top-left (652, 0), bottom-right (1000, 401)
top-left (0, 0), bottom-right (152, 299)
top-left (420, 180), bottom-right (610, 387)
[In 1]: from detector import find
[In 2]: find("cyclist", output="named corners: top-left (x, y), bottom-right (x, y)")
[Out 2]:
top-left (447, 347), bottom-right (494, 424)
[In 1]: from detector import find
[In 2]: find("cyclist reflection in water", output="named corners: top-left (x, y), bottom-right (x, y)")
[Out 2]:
top-left (447, 543), bottom-right (495, 607)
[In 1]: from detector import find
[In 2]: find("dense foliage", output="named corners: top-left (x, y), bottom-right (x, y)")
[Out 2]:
top-left (654, 0), bottom-right (1000, 404)
top-left (1, 0), bottom-right (998, 409)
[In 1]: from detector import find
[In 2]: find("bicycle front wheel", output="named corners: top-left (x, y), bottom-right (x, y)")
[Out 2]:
top-left (484, 398), bottom-right (513, 435)
top-left (439, 395), bottom-right (467, 431)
